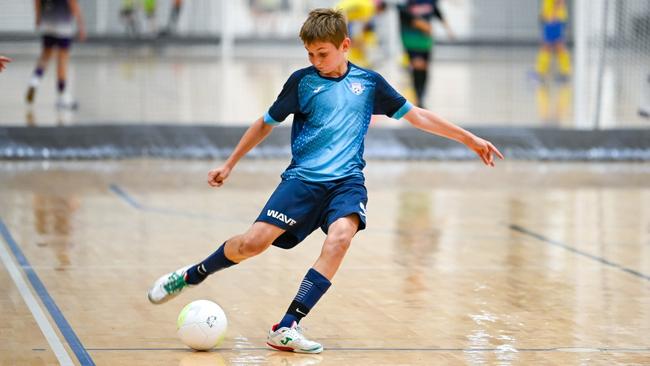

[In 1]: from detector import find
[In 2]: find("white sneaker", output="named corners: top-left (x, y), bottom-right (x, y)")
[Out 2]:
top-left (147, 264), bottom-right (193, 304)
top-left (56, 95), bottom-right (78, 110)
top-left (267, 322), bottom-right (323, 354)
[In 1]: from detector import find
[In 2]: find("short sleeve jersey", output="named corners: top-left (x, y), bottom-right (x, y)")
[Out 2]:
top-left (264, 62), bottom-right (412, 182)
top-left (39, 0), bottom-right (75, 37)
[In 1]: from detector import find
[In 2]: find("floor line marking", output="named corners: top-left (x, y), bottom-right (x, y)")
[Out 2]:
top-left (0, 220), bottom-right (74, 366)
top-left (80, 346), bottom-right (650, 353)
top-left (109, 183), bottom-right (250, 222)
top-left (510, 224), bottom-right (650, 282)
top-left (0, 218), bottom-right (96, 366)
top-left (109, 183), bottom-right (143, 209)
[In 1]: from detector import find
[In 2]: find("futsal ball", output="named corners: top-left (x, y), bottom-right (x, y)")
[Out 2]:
top-left (177, 299), bottom-right (227, 351)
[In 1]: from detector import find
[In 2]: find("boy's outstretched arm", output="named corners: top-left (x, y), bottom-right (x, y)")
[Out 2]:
top-left (208, 117), bottom-right (274, 187)
top-left (402, 107), bottom-right (504, 166)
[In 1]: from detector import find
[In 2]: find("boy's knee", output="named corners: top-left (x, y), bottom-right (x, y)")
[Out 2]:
top-left (238, 229), bottom-right (274, 257)
top-left (324, 231), bottom-right (353, 257)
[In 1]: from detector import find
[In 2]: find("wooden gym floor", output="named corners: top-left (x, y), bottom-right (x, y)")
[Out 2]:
top-left (1, 159), bottom-right (649, 365)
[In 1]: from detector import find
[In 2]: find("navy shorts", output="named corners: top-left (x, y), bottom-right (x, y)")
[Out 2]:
top-left (42, 35), bottom-right (73, 50)
top-left (256, 175), bottom-right (368, 249)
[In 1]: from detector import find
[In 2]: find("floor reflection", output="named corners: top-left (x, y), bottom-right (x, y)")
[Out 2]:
top-left (25, 105), bottom-right (75, 126)
top-left (534, 79), bottom-right (572, 126)
top-left (393, 188), bottom-right (440, 303)
top-left (178, 351), bottom-right (226, 366)
top-left (263, 351), bottom-right (322, 366)
top-left (32, 191), bottom-right (79, 270)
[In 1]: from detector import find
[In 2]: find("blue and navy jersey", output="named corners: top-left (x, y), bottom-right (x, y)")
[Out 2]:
top-left (264, 62), bottom-right (412, 182)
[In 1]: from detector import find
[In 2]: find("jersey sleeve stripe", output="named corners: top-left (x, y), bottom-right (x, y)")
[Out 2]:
top-left (391, 101), bottom-right (413, 120)
top-left (263, 112), bottom-right (282, 126)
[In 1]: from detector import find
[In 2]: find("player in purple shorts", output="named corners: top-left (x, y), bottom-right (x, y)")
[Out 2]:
top-left (148, 8), bottom-right (503, 354)
top-left (26, 0), bottom-right (86, 110)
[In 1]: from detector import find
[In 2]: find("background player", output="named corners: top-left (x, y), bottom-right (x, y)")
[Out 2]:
top-left (335, 0), bottom-right (385, 68)
top-left (533, 0), bottom-right (571, 81)
top-left (398, 0), bottom-right (454, 107)
top-left (148, 7), bottom-right (502, 354)
top-left (25, 0), bottom-right (86, 110)
top-left (159, 0), bottom-right (183, 37)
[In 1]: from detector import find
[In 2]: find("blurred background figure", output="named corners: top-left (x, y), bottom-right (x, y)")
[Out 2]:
top-left (159, 0), bottom-right (183, 37)
top-left (0, 55), bottom-right (10, 72)
top-left (336, 0), bottom-right (386, 68)
top-left (533, 0), bottom-right (571, 81)
top-left (143, 0), bottom-right (158, 36)
top-left (641, 73), bottom-right (650, 119)
top-left (26, 0), bottom-right (86, 110)
top-left (398, 0), bottom-right (454, 107)
top-left (0, 0), bottom-right (647, 129)
top-left (119, 0), bottom-right (160, 38)
top-left (120, 0), bottom-right (139, 37)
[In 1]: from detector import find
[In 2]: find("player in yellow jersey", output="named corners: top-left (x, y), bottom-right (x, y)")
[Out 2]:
top-left (335, 0), bottom-right (385, 67)
top-left (534, 0), bottom-right (571, 81)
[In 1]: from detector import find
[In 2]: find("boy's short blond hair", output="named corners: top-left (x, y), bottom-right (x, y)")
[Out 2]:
top-left (299, 8), bottom-right (348, 47)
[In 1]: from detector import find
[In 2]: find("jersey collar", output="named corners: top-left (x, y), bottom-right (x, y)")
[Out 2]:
top-left (316, 61), bottom-right (352, 82)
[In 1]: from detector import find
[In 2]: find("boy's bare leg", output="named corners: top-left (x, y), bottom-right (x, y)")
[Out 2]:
top-left (148, 221), bottom-right (284, 304)
top-left (313, 215), bottom-right (360, 279)
top-left (224, 221), bottom-right (285, 263)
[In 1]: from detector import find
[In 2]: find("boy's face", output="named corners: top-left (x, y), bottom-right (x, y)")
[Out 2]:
top-left (305, 38), bottom-right (350, 76)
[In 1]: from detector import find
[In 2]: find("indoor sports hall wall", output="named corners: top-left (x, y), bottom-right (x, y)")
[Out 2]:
top-left (0, 0), bottom-right (649, 159)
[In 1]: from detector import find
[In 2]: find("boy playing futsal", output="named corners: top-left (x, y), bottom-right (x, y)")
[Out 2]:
top-left (148, 8), bottom-right (503, 354)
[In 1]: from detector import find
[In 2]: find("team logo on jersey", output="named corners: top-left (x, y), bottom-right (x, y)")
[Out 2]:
top-left (350, 82), bottom-right (365, 95)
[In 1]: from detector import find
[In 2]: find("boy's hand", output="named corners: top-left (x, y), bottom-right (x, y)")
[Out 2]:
top-left (207, 165), bottom-right (231, 187)
top-left (468, 136), bottom-right (504, 167)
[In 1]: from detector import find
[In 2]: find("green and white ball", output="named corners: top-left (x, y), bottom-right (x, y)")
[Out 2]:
top-left (177, 300), bottom-right (227, 351)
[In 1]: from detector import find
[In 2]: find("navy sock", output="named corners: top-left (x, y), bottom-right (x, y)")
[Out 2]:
top-left (57, 79), bottom-right (65, 93)
top-left (278, 268), bottom-right (331, 329)
top-left (185, 243), bottom-right (236, 285)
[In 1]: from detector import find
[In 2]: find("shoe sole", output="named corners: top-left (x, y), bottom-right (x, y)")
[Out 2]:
top-left (266, 342), bottom-right (323, 354)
